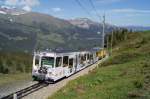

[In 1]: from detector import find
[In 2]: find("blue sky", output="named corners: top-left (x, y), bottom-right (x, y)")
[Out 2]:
top-left (0, 0), bottom-right (150, 26)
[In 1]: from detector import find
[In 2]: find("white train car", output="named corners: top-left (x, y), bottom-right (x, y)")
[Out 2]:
top-left (32, 49), bottom-right (99, 82)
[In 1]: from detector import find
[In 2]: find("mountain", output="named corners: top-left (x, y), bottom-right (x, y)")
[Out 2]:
top-left (69, 18), bottom-right (99, 29)
top-left (122, 26), bottom-right (150, 31)
top-left (0, 5), bottom-right (27, 15)
top-left (69, 18), bottom-right (116, 33)
top-left (0, 8), bottom-right (115, 53)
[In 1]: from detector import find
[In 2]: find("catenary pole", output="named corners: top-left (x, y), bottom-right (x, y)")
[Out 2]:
top-left (102, 14), bottom-right (105, 57)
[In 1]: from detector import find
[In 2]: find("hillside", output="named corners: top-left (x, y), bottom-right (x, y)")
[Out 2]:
top-left (49, 31), bottom-right (150, 99)
top-left (0, 10), bottom-right (115, 52)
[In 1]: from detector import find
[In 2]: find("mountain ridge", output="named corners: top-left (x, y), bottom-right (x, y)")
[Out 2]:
top-left (0, 9), bottom-right (115, 53)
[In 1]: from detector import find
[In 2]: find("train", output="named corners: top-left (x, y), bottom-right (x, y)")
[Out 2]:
top-left (32, 48), bottom-right (107, 82)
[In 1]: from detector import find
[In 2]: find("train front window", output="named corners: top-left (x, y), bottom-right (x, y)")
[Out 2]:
top-left (41, 57), bottom-right (54, 68)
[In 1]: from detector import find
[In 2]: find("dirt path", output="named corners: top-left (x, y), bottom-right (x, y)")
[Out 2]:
top-left (23, 56), bottom-right (108, 99)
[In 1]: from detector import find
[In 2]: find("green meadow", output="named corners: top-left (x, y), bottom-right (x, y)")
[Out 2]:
top-left (49, 31), bottom-right (150, 99)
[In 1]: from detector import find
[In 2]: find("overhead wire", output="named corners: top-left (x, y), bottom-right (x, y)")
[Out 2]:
top-left (74, 0), bottom-right (94, 19)
top-left (88, 0), bottom-right (105, 49)
top-left (75, 0), bottom-right (105, 48)
top-left (88, 0), bottom-right (101, 18)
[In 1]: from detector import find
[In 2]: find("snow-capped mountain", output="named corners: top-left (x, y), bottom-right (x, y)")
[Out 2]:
top-left (69, 18), bottom-right (100, 29)
top-left (69, 18), bottom-right (117, 34)
top-left (0, 6), bottom-right (27, 15)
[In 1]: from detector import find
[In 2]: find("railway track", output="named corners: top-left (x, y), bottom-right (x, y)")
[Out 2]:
top-left (1, 82), bottom-right (49, 99)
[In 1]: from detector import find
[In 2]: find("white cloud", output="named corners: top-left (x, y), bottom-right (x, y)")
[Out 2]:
top-left (52, 7), bottom-right (63, 12)
top-left (4, 0), bottom-right (40, 11)
top-left (96, 0), bottom-right (123, 4)
top-left (92, 8), bottom-right (150, 15)
top-left (110, 9), bottom-right (150, 13)
top-left (91, 8), bottom-right (150, 20)
top-left (20, 0), bottom-right (40, 7)
top-left (22, 5), bottom-right (31, 11)
top-left (5, 0), bottom-right (19, 6)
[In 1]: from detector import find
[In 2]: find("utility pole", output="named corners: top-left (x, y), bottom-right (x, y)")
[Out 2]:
top-left (102, 14), bottom-right (105, 57)
top-left (102, 14), bottom-right (105, 49)
top-left (111, 31), bottom-right (113, 55)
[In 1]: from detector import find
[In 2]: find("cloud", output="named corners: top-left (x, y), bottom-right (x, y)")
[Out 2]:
top-left (51, 7), bottom-right (63, 12)
top-left (92, 8), bottom-right (150, 15)
top-left (5, 0), bottom-right (19, 6)
top-left (20, 0), bottom-right (40, 7)
top-left (96, 0), bottom-right (123, 4)
top-left (110, 9), bottom-right (150, 13)
top-left (22, 5), bottom-right (31, 11)
top-left (91, 8), bottom-right (150, 21)
top-left (4, 0), bottom-right (40, 11)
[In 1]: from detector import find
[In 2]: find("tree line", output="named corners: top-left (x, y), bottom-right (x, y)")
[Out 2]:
top-left (0, 52), bottom-right (32, 74)
top-left (105, 28), bottom-right (132, 52)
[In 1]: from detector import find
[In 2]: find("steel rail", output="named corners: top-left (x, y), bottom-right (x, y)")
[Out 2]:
top-left (1, 82), bottom-right (49, 99)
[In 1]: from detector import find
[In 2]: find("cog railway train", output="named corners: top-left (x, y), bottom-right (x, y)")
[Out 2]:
top-left (32, 48), bottom-right (106, 82)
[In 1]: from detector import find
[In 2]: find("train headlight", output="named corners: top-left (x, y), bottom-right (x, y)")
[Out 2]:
top-left (33, 66), bottom-right (38, 73)
top-left (33, 69), bottom-right (37, 73)
top-left (34, 70), bottom-right (37, 72)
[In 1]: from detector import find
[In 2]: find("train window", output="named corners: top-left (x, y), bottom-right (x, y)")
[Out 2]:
top-left (78, 54), bottom-right (82, 64)
top-left (35, 56), bottom-right (40, 66)
top-left (41, 57), bottom-right (54, 68)
top-left (81, 55), bottom-right (84, 64)
top-left (69, 58), bottom-right (73, 68)
top-left (84, 54), bottom-right (86, 61)
top-left (81, 55), bottom-right (86, 64)
top-left (90, 54), bottom-right (93, 60)
top-left (63, 56), bottom-right (68, 67)
top-left (87, 54), bottom-right (90, 60)
top-left (56, 57), bottom-right (62, 67)
top-left (96, 52), bottom-right (99, 57)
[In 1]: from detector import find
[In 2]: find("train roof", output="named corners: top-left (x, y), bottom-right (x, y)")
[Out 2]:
top-left (34, 47), bottom-right (103, 54)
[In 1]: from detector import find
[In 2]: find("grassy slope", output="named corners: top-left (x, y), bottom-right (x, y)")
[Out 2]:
top-left (49, 31), bottom-right (150, 99)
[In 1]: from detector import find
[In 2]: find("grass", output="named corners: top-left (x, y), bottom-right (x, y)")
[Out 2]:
top-left (48, 31), bottom-right (150, 99)
top-left (0, 73), bottom-right (31, 86)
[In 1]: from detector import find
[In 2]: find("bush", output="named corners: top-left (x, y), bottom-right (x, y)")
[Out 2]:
top-left (0, 65), bottom-right (9, 74)
top-left (133, 80), bottom-right (143, 88)
top-left (0, 52), bottom-right (32, 74)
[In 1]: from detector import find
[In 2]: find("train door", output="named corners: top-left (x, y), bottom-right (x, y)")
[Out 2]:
top-left (54, 56), bottom-right (64, 80)
top-left (69, 58), bottom-right (74, 74)
top-left (74, 54), bottom-right (78, 72)
top-left (76, 53), bottom-right (81, 71)
top-left (93, 52), bottom-right (98, 62)
top-left (87, 53), bottom-right (90, 65)
top-left (63, 56), bottom-right (69, 76)
top-left (89, 53), bottom-right (94, 64)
